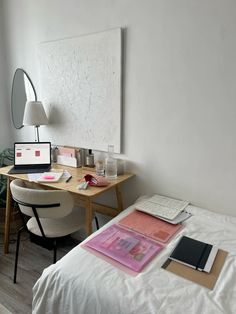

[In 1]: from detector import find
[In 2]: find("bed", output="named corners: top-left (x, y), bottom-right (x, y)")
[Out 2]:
top-left (32, 199), bottom-right (236, 314)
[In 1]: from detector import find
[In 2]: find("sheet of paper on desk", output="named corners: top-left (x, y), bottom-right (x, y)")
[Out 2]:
top-left (27, 173), bottom-right (42, 182)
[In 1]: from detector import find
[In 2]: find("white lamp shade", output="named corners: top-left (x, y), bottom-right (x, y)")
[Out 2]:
top-left (23, 101), bottom-right (48, 126)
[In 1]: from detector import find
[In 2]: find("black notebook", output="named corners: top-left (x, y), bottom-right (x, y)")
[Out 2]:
top-left (169, 236), bottom-right (218, 273)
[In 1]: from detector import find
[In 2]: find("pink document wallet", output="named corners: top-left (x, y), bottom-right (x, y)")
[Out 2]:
top-left (84, 224), bottom-right (163, 272)
top-left (118, 210), bottom-right (182, 243)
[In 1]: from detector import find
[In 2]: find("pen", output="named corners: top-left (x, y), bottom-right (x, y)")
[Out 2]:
top-left (66, 175), bottom-right (72, 183)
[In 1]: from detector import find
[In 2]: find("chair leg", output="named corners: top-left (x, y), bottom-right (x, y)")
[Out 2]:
top-left (94, 215), bottom-right (100, 230)
top-left (53, 239), bottom-right (57, 264)
top-left (14, 226), bottom-right (24, 283)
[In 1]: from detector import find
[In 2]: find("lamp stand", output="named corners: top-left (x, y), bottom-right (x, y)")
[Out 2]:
top-left (34, 126), bottom-right (40, 142)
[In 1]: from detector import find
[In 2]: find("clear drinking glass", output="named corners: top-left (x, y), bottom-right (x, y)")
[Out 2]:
top-left (95, 160), bottom-right (105, 176)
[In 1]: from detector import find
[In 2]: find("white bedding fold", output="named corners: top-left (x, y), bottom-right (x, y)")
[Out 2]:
top-left (32, 203), bottom-right (236, 314)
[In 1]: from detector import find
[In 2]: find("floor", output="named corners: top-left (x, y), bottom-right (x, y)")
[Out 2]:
top-left (0, 231), bottom-right (79, 314)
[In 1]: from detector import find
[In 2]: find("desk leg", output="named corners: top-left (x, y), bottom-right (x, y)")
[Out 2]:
top-left (115, 183), bottom-right (124, 213)
top-left (85, 198), bottom-right (93, 236)
top-left (4, 177), bottom-right (12, 254)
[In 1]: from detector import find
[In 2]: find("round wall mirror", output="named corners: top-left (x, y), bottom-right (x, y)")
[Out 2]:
top-left (11, 68), bottom-right (37, 129)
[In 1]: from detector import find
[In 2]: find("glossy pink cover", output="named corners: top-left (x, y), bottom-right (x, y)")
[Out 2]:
top-left (118, 210), bottom-right (182, 243)
top-left (84, 224), bottom-right (163, 272)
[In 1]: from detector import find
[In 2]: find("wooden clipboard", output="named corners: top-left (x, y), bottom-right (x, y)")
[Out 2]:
top-left (162, 249), bottom-right (228, 290)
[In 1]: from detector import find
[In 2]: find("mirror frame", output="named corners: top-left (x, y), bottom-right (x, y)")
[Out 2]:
top-left (11, 68), bottom-right (37, 129)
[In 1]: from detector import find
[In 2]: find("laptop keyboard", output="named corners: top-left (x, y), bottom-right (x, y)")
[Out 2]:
top-left (136, 195), bottom-right (189, 220)
top-left (8, 167), bottom-right (51, 174)
top-left (18, 168), bottom-right (46, 174)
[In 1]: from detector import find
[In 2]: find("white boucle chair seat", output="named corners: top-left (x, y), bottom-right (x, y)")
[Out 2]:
top-left (10, 178), bottom-right (87, 283)
top-left (27, 206), bottom-right (86, 238)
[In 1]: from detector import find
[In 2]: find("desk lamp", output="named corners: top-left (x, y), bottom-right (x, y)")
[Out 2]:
top-left (23, 101), bottom-right (48, 142)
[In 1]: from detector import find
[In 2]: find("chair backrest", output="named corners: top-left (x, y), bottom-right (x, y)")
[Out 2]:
top-left (10, 179), bottom-right (74, 219)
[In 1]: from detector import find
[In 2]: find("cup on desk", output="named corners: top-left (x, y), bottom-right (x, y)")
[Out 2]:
top-left (95, 160), bottom-right (105, 176)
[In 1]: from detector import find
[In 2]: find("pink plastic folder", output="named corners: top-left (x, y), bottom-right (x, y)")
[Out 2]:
top-left (118, 210), bottom-right (182, 243)
top-left (84, 224), bottom-right (163, 272)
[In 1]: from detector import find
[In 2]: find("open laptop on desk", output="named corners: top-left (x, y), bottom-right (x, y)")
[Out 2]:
top-left (8, 142), bottom-right (51, 174)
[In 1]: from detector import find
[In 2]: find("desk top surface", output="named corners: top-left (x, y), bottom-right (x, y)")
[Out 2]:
top-left (0, 164), bottom-right (134, 198)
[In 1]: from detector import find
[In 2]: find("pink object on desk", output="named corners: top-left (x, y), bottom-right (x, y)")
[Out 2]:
top-left (84, 174), bottom-right (109, 186)
top-left (58, 146), bottom-right (76, 157)
top-left (43, 175), bottom-right (55, 180)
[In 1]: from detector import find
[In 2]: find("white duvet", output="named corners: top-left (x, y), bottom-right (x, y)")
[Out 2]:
top-left (32, 202), bottom-right (236, 314)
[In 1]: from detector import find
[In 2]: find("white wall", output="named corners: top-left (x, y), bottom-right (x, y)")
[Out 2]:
top-left (0, 0), bottom-right (13, 150)
top-left (2, 0), bottom-right (236, 215)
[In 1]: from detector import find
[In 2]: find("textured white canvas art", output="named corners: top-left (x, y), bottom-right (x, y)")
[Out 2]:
top-left (38, 28), bottom-right (122, 153)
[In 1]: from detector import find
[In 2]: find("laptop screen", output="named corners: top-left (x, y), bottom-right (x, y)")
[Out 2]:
top-left (14, 142), bottom-right (51, 166)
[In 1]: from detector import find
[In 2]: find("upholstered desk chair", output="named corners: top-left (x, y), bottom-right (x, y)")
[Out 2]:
top-left (10, 178), bottom-right (86, 283)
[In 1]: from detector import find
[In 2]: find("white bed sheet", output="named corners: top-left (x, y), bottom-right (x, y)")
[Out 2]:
top-left (32, 202), bottom-right (236, 314)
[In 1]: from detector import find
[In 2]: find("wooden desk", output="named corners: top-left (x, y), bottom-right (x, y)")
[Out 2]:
top-left (0, 164), bottom-right (134, 254)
